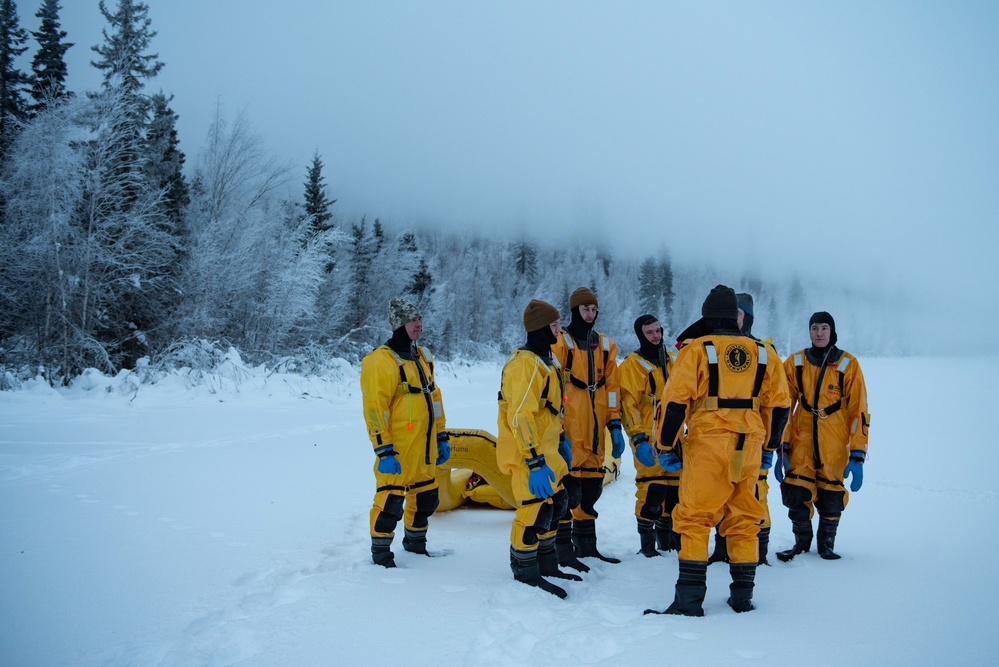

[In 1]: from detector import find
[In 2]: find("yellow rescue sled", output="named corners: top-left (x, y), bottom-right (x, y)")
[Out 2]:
top-left (435, 428), bottom-right (621, 512)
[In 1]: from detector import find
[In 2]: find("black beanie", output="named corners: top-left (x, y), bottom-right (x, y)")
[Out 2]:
top-left (809, 311), bottom-right (838, 346)
top-left (701, 285), bottom-right (738, 320)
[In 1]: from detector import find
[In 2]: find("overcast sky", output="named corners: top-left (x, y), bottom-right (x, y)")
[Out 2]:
top-left (20, 0), bottom-right (999, 334)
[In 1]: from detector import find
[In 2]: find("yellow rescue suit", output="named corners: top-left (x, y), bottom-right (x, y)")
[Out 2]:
top-left (619, 350), bottom-right (680, 519)
top-left (361, 344), bottom-right (445, 538)
top-left (781, 348), bottom-right (869, 521)
top-left (497, 349), bottom-right (568, 550)
top-left (662, 335), bottom-right (791, 564)
top-left (552, 330), bottom-right (620, 521)
top-left (753, 339), bottom-right (784, 530)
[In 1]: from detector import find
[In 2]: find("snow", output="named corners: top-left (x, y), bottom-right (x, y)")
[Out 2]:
top-left (1, 355), bottom-right (996, 666)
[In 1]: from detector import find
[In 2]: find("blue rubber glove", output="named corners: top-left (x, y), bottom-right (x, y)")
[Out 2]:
top-left (760, 450), bottom-right (774, 470)
top-left (632, 433), bottom-right (656, 467)
top-left (658, 450), bottom-right (682, 472)
top-left (526, 455), bottom-right (556, 499)
top-left (435, 432), bottom-right (451, 465)
top-left (375, 445), bottom-right (402, 475)
top-left (774, 443), bottom-right (789, 483)
top-left (608, 420), bottom-right (626, 458)
top-left (558, 432), bottom-right (573, 467)
top-left (844, 451), bottom-right (865, 492)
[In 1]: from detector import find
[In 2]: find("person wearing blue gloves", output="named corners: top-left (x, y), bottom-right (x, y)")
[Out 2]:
top-left (619, 314), bottom-right (681, 557)
top-left (498, 299), bottom-right (581, 598)
top-left (552, 287), bottom-right (624, 565)
top-left (646, 286), bottom-right (791, 616)
top-left (775, 311), bottom-right (870, 562)
top-left (360, 298), bottom-right (449, 567)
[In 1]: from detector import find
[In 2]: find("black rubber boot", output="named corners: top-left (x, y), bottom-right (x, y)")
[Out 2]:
top-left (637, 518), bottom-right (661, 558)
top-left (510, 547), bottom-right (567, 599)
top-left (727, 562), bottom-right (757, 612)
top-left (776, 521), bottom-right (813, 562)
top-left (817, 517), bottom-right (841, 560)
top-left (538, 537), bottom-right (583, 581)
top-left (556, 522), bottom-right (590, 573)
top-left (572, 519), bottom-right (621, 564)
top-left (402, 527), bottom-right (430, 555)
top-left (757, 526), bottom-right (771, 566)
top-left (708, 529), bottom-right (729, 564)
top-left (371, 535), bottom-right (396, 568)
top-left (645, 560), bottom-right (707, 616)
top-left (655, 517), bottom-right (679, 552)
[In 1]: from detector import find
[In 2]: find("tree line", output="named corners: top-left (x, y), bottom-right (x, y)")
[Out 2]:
top-left (0, 1), bottom-right (900, 387)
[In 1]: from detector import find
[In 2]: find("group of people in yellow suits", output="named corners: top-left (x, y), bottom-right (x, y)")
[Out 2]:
top-left (359, 285), bottom-right (870, 615)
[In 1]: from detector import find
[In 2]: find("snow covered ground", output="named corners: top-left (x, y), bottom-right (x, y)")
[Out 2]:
top-left (1, 354), bottom-right (996, 666)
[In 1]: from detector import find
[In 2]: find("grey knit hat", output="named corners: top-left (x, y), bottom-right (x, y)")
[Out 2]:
top-left (389, 298), bottom-right (421, 331)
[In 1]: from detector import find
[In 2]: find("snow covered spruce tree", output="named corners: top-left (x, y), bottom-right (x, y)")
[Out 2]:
top-left (304, 151), bottom-right (334, 238)
top-left (0, 89), bottom-right (176, 381)
top-left (638, 256), bottom-right (660, 317)
top-left (91, 0), bottom-right (162, 132)
top-left (84, 0), bottom-right (192, 367)
top-left (144, 92), bottom-right (188, 229)
top-left (28, 0), bottom-right (73, 114)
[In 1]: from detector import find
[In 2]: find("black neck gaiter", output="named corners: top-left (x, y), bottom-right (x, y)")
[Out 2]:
top-left (566, 307), bottom-right (596, 343)
top-left (387, 326), bottom-right (415, 360)
top-left (524, 326), bottom-right (558, 358)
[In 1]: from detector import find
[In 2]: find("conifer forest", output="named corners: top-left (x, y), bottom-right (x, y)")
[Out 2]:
top-left (0, 1), bottom-right (902, 387)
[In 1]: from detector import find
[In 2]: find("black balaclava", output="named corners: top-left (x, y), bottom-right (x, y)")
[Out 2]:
top-left (806, 311), bottom-right (839, 365)
top-left (808, 311), bottom-right (838, 348)
top-left (634, 314), bottom-right (666, 367)
top-left (525, 325), bottom-right (559, 358)
top-left (566, 305), bottom-right (597, 342)
top-left (387, 325), bottom-right (415, 359)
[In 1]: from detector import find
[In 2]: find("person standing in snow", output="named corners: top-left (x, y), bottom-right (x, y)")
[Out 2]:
top-left (497, 299), bottom-right (581, 598)
top-left (708, 292), bottom-right (784, 566)
top-left (618, 314), bottom-right (681, 557)
top-left (774, 311), bottom-right (870, 562)
top-left (360, 298), bottom-right (449, 568)
top-left (552, 286), bottom-right (625, 566)
top-left (648, 285), bottom-right (791, 616)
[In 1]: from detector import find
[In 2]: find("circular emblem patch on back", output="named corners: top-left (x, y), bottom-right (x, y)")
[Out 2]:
top-left (724, 344), bottom-right (752, 372)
